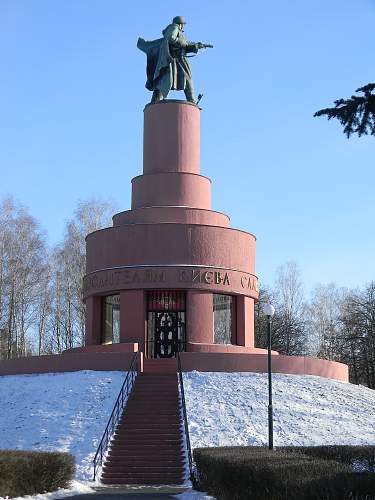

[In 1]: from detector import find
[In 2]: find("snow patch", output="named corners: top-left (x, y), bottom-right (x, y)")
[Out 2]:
top-left (183, 371), bottom-right (375, 449)
top-left (0, 370), bottom-right (126, 481)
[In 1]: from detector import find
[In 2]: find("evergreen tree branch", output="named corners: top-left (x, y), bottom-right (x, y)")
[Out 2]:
top-left (314, 83), bottom-right (375, 138)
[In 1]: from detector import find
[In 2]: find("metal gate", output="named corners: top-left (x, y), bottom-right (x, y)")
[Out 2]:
top-left (146, 291), bottom-right (186, 358)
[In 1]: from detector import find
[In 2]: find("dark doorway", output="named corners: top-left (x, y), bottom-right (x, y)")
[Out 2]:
top-left (147, 291), bottom-right (186, 358)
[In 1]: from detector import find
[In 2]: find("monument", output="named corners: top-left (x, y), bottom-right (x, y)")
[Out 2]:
top-left (0, 17), bottom-right (348, 381)
top-left (79, 17), bottom-right (348, 380)
top-left (137, 15), bottom-right (212, 104)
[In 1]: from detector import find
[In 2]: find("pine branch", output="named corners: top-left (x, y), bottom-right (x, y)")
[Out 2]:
top-left (314, 83), bottom-right (375, 138)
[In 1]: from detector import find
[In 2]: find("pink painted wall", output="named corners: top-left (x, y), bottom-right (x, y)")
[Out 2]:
top-left (0, 350), bottom-right (348, 383)
top-left (86, 224), bottom-right (256, 275)
top-left (112, 207), bottom-right (230, 228)
top-left (0, 352), bottom-right (138, 376)
top-left (65, 343), bottom-right (139, 353)
top-left (131, 172), bottom-right (211, 210)
top-left (143, 100), bottom-right (200, 174)
top-left (179, 352), bottom-right (349, 382)
top-left (186, 343), bottom-right (277, 354)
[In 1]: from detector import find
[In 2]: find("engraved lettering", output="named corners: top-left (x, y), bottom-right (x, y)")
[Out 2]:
top-left (223, 272), bottom-right (230, 285)
top-left (192, 269), bottom-right (201, 283)
top-left (215, 271), bottom-right (223, 284)
top-left (132, 271), bottom-right (140, 283)
top-left (108, 272), bottom-right (114, 286)
top-left (178, 270), bottom-right (189, 282)
top-left (155, 271), bottom-right (166, 282)
top-left (203, 271), bottom-right (213, 284)
top-left (122, 271), bottom-right (132, 284)
top-left (144, 270), bottom-right (153, 282)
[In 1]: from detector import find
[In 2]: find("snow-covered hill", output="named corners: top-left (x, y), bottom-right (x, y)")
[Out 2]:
top-left (1, 370), bottom-right (375, 485)
top-left (183, 372), bottom-right (375, 449)
top-left (0, 370), bottom-right (125, 481)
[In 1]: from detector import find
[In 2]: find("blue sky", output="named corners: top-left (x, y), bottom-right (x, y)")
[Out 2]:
top-left (0, 0), bottom-right (374, 294)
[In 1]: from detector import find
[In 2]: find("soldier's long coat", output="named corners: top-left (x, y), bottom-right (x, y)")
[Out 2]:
top-left (137, 23), bottom-right (196, 97)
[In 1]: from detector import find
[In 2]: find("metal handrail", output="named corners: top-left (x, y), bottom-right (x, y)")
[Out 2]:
top-left (93, 351), bottom-right (141, 480)
top-left (177, 351), bottom-right (193, 480)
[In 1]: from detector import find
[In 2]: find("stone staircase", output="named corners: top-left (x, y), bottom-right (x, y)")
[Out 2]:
top-left (101, 364), bottom-right (185, 485)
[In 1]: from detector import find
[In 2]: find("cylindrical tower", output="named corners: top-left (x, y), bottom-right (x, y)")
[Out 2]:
top-left (84, 100), bottom-right (259, 357)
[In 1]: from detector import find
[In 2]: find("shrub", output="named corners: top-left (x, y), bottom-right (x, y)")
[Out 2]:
top-left (280, 445), bottom-right (375, 472)
top-left (193, 446), bottom-right (375, 500)
top-left (0, 450), bottom-right (75, 498)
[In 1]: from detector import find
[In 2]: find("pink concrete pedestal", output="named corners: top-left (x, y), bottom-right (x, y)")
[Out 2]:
top-left (83, 100), bottom-right (259, 353)
top-left (79, 99), bottom-right (349, 383)
top-left (0, 99), bottom-right (349, 383)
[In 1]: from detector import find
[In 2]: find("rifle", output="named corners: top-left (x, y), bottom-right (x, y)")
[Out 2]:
top-left (197, 42), bottom-right (213, 50)
top-left (184, 42), bottom-right (213, 57)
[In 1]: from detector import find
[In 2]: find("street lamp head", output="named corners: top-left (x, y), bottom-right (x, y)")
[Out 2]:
top-left (262, 303), bottom-right (275, 317)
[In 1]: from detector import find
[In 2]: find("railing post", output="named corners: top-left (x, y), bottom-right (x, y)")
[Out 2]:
top-left (177, 352), bottom-right (193, 480)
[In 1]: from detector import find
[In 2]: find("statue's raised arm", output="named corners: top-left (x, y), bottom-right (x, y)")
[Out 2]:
top-left (137, 16), bottom-right (213, 104)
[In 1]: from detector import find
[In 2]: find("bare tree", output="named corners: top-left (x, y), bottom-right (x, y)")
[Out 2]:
top-left (255, 262), bottom-right (307, 356)
top-left (0, 197), bottom-right (47, 358)
top-left (338, 283), bottom-right (375, 388)
top-left (271, 262), bottom-right (307, 355)
top-left (308, 283), bottom-right (347, 360)
top-left (47, 198), bottom-right (116, 350)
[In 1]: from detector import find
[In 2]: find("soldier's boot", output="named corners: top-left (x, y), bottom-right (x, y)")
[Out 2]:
top-left (184, 81), bottom-right (196, 104)
top-left (151, 89), bottom-right (163, 103)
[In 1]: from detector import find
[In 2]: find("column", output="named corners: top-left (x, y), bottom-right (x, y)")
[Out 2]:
top-left (236, 296), bottom-right (255, 347)
top-left (120, 290), bottom-right (146, 345)
top-left (85, 296), bottom-right (102, 345)
top-left (186, 290), bottom-right (214, 348)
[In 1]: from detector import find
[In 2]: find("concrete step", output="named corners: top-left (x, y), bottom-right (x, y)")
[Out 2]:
top-left (106, 452), bottom-right (185, 461)
top-left (116, 424), bottom-right (181, 431)
top-left (104, 456), bottom-right (184, 465)
top-left (101, 472), bottom-right (184, 480)
top-left (109, 444), bottom-right (184, 453)
top-left (101, 476), bottom-right (184, 485)
top-left (122, 410), bottom-right (181, 416)
top-left (127, 399), bottom-right (180, 405)
top-left (112, 431), bottom-right (182, 438)
top-left (120, 418), bottom-right (181, 425)
top-left (119, 416), bottom-right (181, 423)
top-left (99, 367), bottom-right (183, 486)
top-left (129, 389), bottom-right (179, 393)
top-left (129, 392), bottom-right (179, 397)
top-left (111, 440), bottom-right (182, 447)
top-left (103, 464), bottom-right (184, 472)
top-left (115, 429), bottom-right (181, 436)
top-left (143, 360), bottom-right (178, 374)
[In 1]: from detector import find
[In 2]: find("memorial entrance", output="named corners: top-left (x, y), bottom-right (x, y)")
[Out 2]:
top-left (146, 291), bottom-right (186, 358)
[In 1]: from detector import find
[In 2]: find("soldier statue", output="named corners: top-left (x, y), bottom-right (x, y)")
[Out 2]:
top-left (137, 16), bottom-right (213, 104)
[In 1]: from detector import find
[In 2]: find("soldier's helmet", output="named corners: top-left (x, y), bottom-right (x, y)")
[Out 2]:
top-left (173, 16), bottom-right (186, 25)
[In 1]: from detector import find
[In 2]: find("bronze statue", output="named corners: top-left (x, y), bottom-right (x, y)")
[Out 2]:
top-left (137, 16), bottom-right (213, 104)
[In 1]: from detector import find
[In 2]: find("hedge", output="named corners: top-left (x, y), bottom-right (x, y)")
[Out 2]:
top-left (0, 450), bottom-right (75, 498)
top-left (193, 446), bottom-right (375, 500)
top-left (280, 445), bottom-right (375, 472)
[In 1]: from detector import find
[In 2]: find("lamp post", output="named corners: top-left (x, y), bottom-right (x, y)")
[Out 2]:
top-left (262, 303), bottom-right (275, 450)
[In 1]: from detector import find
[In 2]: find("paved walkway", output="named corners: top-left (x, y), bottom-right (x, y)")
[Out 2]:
top-left (62, 486), bottom-right (188, 499)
